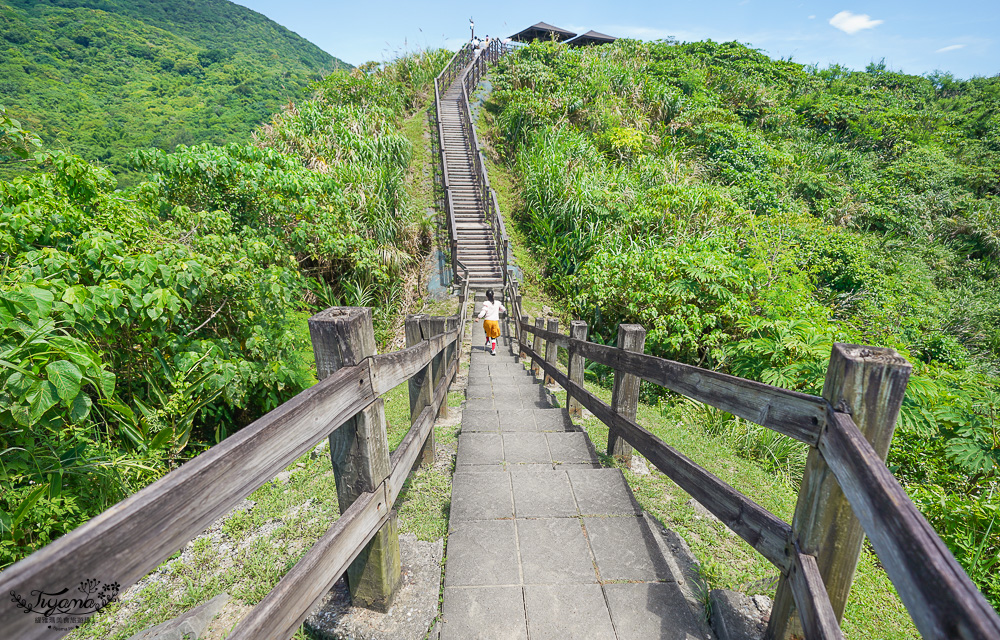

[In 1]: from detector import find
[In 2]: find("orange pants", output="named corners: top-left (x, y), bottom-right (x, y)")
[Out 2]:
top-left (483, 320), bottom-right (500, 339)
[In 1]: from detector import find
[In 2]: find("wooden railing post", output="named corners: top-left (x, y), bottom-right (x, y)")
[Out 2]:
top-left (531, 317), bottom-right (544, 378)
top-left (543, 318), bottom-right (559, 385)
top-left (567, 321), bottom-right (588, 418)
top-left (519, 315), bottom-right (529, 360)
top-left (405, 314), bottom-right (436, 467)
top-left (608, 324), bottom-right (646, 465)
top-left (429, 316), bottom-right (450, 419)
top-left (768, 343), bottom-right (911, 639)
top-left (308, 307), bottom-right (400, 611)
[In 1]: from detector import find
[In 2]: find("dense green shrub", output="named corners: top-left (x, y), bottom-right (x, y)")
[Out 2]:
top-left (1, 51), bottom-right (447, 568)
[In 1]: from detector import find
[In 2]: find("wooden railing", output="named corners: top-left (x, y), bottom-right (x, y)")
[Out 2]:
top-left (0, 280), bottom-right (471, 640)
top-left (515, 319), bottom-right (1000, 639)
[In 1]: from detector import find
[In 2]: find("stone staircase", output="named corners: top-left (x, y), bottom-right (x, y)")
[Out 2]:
top-left (439, 74), bottom-right (504, 290)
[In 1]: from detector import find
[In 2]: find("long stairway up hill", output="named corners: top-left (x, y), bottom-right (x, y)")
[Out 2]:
top-left (440, 72), bottom-right (504, 289)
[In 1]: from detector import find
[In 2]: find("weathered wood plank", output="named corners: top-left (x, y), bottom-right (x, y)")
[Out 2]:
top-left (0, 361), bottom-right (374, 640)
top-left (406, 315), bottom-right (434, 468)
top-left (567, 321), bottom-right (588, 418)
top-left (770, 343), bottom-right (911, 638)
top-left (369, 328), bottom-right (458, 395)
top-left (521, 342), bottom-right (792, 569)
top-left (787, 547), bottom-right (846, 640)
top-left (520, 322), bottom-right (570, 350)
top-left (228, 483), bottom-right (389, 640)
top-left (519, 328), bottom-right (827, 445)
top-left (388, 356), bottom-right (457, 504)
top-left (609, 324), bottom-right (646, 463)
top-left (309, 307), bottom-right (398, 612)
top-left (530, 317), bottom-right (544, 378)
top-left (543, 318), bottom-right (559, 385)
top-left (820, 410), bottom-right (1000, 639)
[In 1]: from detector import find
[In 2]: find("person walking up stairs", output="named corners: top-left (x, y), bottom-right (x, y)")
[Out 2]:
top-left (474, 289), bottom-right (505, 356)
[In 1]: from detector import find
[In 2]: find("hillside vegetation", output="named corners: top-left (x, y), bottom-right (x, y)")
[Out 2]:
top-left (0, 0), bottom-right (348, 178)
top-left (0, 50), bottom-right (451, 568)
top-left (486, 39), bottom-right (1000, 607)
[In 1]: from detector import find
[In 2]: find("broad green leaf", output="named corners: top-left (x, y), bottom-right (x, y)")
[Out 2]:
top-left (28, 381), bottom-right (59, 422)
top-left (98, 369), bottom-right (116, 397)
top-left (149, 428), bottom-right (174, 451)
top-left (45, 360), bottom-right (83, 402)
top-left (69, 393), bottom-right (92, 423)
top-left (10, 404), bottom-right (31, 426)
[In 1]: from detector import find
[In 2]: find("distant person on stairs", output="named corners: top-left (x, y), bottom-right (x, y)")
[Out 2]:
top-left (475, 289), bottom-right (505, 356)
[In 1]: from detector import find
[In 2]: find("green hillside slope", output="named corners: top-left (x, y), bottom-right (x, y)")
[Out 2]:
top-left (486, 39), bottom-right (1000, 609)
top-left (0, 0), bottom-right (349, 176)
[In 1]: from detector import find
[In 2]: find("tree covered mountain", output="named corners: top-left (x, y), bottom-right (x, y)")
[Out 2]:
top-left (0, 0), bottom-right (349, 176)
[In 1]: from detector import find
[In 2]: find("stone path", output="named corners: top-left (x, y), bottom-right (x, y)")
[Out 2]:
top-left (438, 298), bottom-right (708, 639)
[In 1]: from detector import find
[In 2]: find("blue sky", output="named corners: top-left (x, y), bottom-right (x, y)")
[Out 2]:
top-left (233, 1), bottom-right (999, 79)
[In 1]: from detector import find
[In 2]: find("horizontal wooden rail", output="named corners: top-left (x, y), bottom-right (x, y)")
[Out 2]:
top-left (519, 318), bottom-right (1000, 638)
top-left (229, 344), bottom-right (460, 640)
top-left (820, 409), bottom-right (1000, 639)
top-left (0, 317), bottom-right (464, 639)
top-left (0, 361), bottom-right (374, 639)
top-left (370, 328), bottom-right (458, 394)
top-left (519, 339), bottom-right (793, 569)
top-left (520, 322), bottom-right (827, 445)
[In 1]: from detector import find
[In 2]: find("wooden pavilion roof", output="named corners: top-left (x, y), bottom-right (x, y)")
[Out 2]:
top-left (508, 22), bottom-right (577, 43)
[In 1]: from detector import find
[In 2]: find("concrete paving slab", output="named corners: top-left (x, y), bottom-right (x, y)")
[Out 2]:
top-left (451, 472), bottom-right (513, 521)
top-left (464, 398), bottom-right (496, 412)
top-left (502, 433), bottom-right (550, 464)
top-left (569, 469), bottom-right (642, 516)
top-left (523, 397), bottom-right (555, 409)
top-left (584, 516), bottom-right (674, 581)
top-left (498, 409), bottom-right (537, 432)
top-left (546, 432), bottom-right (599, 465)
top-left (523, 584), bottom-right (617, 640)
top-left (445, 520), bottom-right (520, 586)
top-left (460, 410), bottom-right (500, 432)
top-left (604, 582), bottom-right (704, 639)
top-left (533, 409), bottom-right (573, 432)
top-left (440, 586), bottom-right (528, 640)
top-left (518, 385), bottom-right (549, 401)
top-left (517, 518), bottom-right (597, 584)
top-left (492, 385), bottom-right (523, 401)
top-left (466, 385), bottom-right (493, 399)
top-left (457, 433), bottom-right (503, 466)
top-left (511, 376), bottom-right (542, 387)
top-left (512, 471), bottom-right (578, 518)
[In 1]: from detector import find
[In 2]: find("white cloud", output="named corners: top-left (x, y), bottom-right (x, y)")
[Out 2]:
top-left (935, 44), bottom-right (965, 53)
top-left (829, 11), bottom-right (883, 34)
top-left (808, 15), bottom-right (816, 19)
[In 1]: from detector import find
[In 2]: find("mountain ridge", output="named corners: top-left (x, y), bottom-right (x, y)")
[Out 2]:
top-left (0, 0), bottom-right (350, 176)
